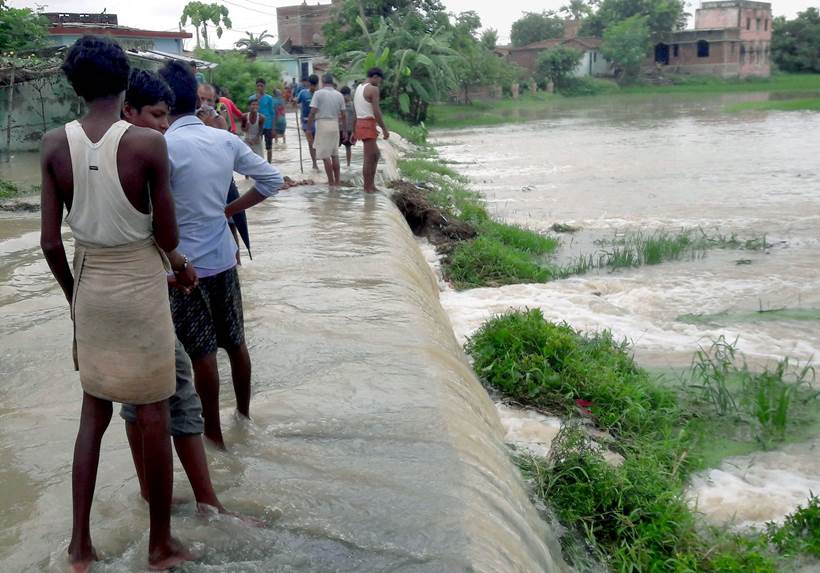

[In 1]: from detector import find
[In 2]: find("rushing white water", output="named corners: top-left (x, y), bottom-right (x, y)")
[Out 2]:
top-left (431, 93), bottom-right (820, 529)
top-left (0, 155), bottom-right (569, 570)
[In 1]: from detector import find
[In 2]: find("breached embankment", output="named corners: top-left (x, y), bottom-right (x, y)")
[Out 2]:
top-left (0, 180), bottom-right (570, 571)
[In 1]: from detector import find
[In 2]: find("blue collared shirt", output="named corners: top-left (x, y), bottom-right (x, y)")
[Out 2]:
top-left (165, 115), bottom-right (283, 277)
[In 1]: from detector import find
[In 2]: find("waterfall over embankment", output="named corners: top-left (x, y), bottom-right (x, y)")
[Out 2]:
top-left (0, 187), bottom-right (569, 572)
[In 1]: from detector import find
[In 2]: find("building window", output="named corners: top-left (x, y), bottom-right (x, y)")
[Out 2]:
top-left (673, 44), bottom-right (679, 57)
top-left (593, 51), bottom-right (597, 63)
top-left (747, 18), bottom-right (751, 30)
top-left (697, 40), bottom-right (710, 58)
top-left (740, 44), bottom-right (746, 64)
top-left (765, 19), bottom-right (769, 31)
top-left (756, 18), bottom-right (761, 31)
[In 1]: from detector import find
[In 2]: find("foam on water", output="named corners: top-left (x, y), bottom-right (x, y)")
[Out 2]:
top-left (431, 95), bottom-right (820, 528)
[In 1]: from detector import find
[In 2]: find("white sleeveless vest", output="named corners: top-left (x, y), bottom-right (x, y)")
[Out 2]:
top-left (64, 120), bottom-right (153, 247)
top-left (354, 84), bottom-right (375, 119)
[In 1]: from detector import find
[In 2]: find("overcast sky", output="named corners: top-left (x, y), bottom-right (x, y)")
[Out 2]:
top-left (10, 0), bottom-right (817, 49)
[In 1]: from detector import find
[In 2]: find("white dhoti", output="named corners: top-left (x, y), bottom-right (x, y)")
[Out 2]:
top-left (313, 119), bottom-right (340, 160)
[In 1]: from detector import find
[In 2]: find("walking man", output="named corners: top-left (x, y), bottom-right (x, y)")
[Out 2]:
top-left (307, 74), bottom-right (346, 187)
top-left (159, 61), bottom-right (284, 449)
top-left (353, 68), bottom-right (390, 193)
top-left (40, 36), bottom-right (194, 572)
top-left (296, 75), bottom-right (319, 171)
top-left (253, 79), bottom-right (275, 163)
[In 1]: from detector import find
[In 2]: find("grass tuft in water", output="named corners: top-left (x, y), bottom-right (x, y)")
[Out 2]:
top-left (467, 309), bottom-right (819, 571)
top-left (445, 237), bottom-right (555, 289)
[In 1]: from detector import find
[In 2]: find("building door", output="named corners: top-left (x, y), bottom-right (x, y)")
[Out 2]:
top-left (654, 43), bottom-right (670, 65)
top-left (301, 61), bottom-right (310, 81)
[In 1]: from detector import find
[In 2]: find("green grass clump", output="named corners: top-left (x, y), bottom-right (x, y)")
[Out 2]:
top-left (466, 309), bottom-right (678, 436)
top-left (727, 98), bottom-right (820, 112)
top-left (481, 221), bottom-right (559, 255)
top-left (0, 179), bottom-right (21, 199)
top-left (467, 310), bottom-right (818, 571)
top-left (445, 237), bottom-right (555, 289)
top-left (768, 495), bottom-right (820, 558)
top-left (561, 229), bottom-right (769, 277)
top-left (397, 158), bottom-right (466, 182)
top-left (620, 73), bottom-right (820, 95)
top-left (428, 93), bottom-right (559, 129)
top-left (384, 114), bottom-right (429, 145)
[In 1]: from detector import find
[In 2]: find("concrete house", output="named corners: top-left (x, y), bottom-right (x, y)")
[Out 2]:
top-left (44, 13), bottom-right (191, 55)
top-left (508, 37), bottom-right (610, 78)
top-left (654, 1), bottom-right (773, 77)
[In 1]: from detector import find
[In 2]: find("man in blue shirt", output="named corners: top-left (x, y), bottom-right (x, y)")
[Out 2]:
top-left (159, 61), bottom-right (284, 449)
top-left (296, 74), bottom-right (319, 171)
top-left (253, 78), bottom-right (275, 164)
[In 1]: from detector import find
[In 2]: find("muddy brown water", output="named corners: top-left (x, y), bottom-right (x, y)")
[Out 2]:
top-left (432, 92), bottom-right (820, 530)
top-left (0, 147), bottom-right (569, 571)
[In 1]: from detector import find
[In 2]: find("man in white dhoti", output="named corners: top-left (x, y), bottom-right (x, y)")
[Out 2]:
top-left (307, 74), bottom-right (347, 187)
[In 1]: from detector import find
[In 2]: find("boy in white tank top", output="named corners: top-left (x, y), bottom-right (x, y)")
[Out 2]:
top-left (40, 36), bottom-right (194, 572)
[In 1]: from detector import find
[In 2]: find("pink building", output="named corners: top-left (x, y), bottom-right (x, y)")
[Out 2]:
top-left (654, 1), bottom-right (773, 78)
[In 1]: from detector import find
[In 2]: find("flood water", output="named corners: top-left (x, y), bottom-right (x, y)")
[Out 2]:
top-left (432, 92), bottom-right (820, 530)
top-left (0, 152), bottom-right (569, 570)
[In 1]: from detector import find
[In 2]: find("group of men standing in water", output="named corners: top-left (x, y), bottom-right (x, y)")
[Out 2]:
top-left (39, 34), bottom-right (390, 572)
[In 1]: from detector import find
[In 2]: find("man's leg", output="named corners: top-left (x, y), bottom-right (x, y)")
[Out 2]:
top-left (322, 157), bottom-right (334, 186)
top-left (346, 145), bottom-right (352, 168)
top-left (265, 129), bottom-right (273, 164)
top-left (363, 139), bottom-right (380, 192)
top-left (135, 400), bottom-right (191, 570)
top-left (124, 421), bottom-right (149, 502)
top-left (226, 342), bottom-right (252, 418)
top-left (191, 352), bottom-right (224, 449)
top-left (306, 131), bottom-right (318, 169)
top-left (68, 393), bottom-right (112, 573)
top-left (173, 435), bottom-right (222, 509)
top-left (332, 155), bottom-right (341, 186)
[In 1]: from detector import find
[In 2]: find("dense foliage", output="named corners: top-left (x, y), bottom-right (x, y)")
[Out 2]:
top-left (0, 1), bottom-right (48, 54)
top-left (772, 8), bottom-right (820, 73)
top-left (601, 15), bottom-right (651, 81)
top-left (535, 46), bottom-right (582, 88)
top-left (326, 0), bottom-right (517, 122)
top-left (581, 0), bottom-right (687, 39)
top-left (194, 49), bottom-right (281, 106)
top-left (510, 11), bottom-right (565, 48)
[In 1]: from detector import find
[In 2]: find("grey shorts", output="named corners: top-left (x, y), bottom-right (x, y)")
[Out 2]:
top-left (120, 339), bottom-right (204, 437)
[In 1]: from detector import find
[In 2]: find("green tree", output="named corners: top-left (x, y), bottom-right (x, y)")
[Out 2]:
top-left (180, 2), bottom-right (232, 49)
top-left (772, 8), bottom-right (820, 73)
top-left (511, 11), bottom-right (565, 48)
top-left (234, 30), bottom-right (274, 52)
top-left (0, 1), bottom-right (48, 54)
top-left (535, 45), bottom-right (582, 88)
top-left (560, 0), bottom-right (594, 20)
top-left (583, 0), bottom-right (686, 40)
top-left (196, 49), bottom-right (281, 104)
top-left (480, 29), bottom-right (498, 50)
top-left (601, 14), bottom-right (650, 81)
top-left (323, 0), bottom-right (448, 58)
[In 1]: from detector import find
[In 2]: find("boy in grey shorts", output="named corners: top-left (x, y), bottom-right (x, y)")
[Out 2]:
top-left (120, 339), bottom-right (226, 513)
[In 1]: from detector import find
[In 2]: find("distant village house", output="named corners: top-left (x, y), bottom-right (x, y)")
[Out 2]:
top-left (654, 1), bottom-right (773, 78)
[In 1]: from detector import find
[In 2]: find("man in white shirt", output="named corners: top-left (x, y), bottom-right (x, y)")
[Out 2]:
top-left (307, 74), bottom-right (347, 187)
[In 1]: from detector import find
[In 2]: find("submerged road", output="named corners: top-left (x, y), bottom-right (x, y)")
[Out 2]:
top-left (0, 153), bottom-right (568, 571)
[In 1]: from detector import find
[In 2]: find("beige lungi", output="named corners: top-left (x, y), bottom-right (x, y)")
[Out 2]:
top-left (71, 237), bottom-right (176, 404)
top-left (313, 118), bottom-right (340, 160)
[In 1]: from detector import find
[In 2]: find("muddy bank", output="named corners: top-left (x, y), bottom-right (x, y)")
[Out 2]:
top-left (389, 180), bottom-right (477, 249)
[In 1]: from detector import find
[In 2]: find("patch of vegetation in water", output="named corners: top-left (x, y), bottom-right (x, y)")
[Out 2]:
top-left (466, 309), bottom-right (819, 572)
top-left (678, 308), bottom-right (820, 325)
top-left (559, 229), bottom-right (770, 278)
top-left (392, 149), bottom-right (560, 290)
top-left (726, 98), bottom-right (820, 112)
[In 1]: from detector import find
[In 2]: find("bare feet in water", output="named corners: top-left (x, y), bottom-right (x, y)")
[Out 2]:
top-left (196, 503), bottom-right (266, 528)
top-left (67, 544), bottom-right (98, 573)
top-left (148, 537), bottom-right (192, 571)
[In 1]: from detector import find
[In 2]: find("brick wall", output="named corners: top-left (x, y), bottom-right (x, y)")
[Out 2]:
top-left (277, 1), bottom-right (337, 47)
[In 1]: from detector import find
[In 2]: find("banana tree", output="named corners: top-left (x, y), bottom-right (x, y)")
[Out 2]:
top-left (340, 16), bottom-right (461, 122)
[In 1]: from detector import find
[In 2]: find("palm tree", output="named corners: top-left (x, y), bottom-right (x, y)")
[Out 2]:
top-left (235, 30), bottom-right (275, 52)
top-left (180, 2), bottom-right (232, 49)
